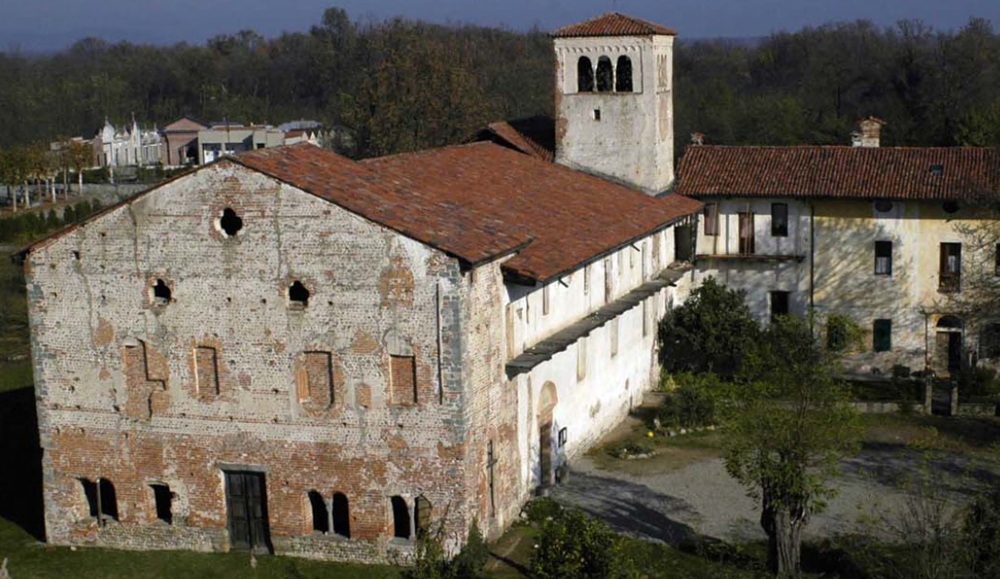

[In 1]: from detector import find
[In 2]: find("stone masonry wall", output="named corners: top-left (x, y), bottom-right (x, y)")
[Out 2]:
top-left (26, 160), bottom-right (471, 563)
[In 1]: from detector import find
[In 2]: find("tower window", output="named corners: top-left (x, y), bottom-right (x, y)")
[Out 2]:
top-left (615, 56), bottom-right (633, 92)
top-left (390, 496), bottom-right (410, 540)
top-left (151, 484), bottom-right (173, 524)
top-left (151, 279), bottom-right (172, 305)
top-left (577, 57), bottom-right (594, 92)
top-left (332, 492), bottom-right (350, 538)
top-left (596, 56), bottom-right (613, 92)
top-left (308, 490), bottom-right (329, 533)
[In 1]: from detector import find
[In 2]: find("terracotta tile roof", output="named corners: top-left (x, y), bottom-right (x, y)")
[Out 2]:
top-left (552, 12), bottom-right (677, 38)
top-left (363, 142), bottom-right (701, 282)
top-left (232, 144), bottom-right (532, 267)
top-left (676, 146), bottom-right (1000, 200)
top-left (475, 117), bottom-right (556, 162)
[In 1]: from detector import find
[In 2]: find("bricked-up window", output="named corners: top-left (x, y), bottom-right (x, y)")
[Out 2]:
top-left (151, 279), bottom-right (172, 305)
top-left (771, 203), bottom-right (788, 237)
top-left (288, 281), bottom-right (310, 308)
top-left (415, 495), bottom-right (432, 539)
top-left (940, 243), bottom-right (962, 291)
top-left (873, 319), bottom-right (892, 352)
top-left (298, 352), bottom-right (333, 407)
top-left (577, 57), bottom-right (594, 92)
top-left (596, 56), bottom-right (613, 92)
top-left (332, 493), bottom-right (350, 538)
top-left (308, 490), bottom-right (329, 534)
top-left (151, 483), bottom-right (173, 524)
top-left (390, 496), bottom-right (410, 540)
top-left (875, 241), bottom-right (893, 276)
top-left (615, 55), bottom-right (633, 92)
top-left (390, 355), bottom-right (417, 405)
top-left (195, 346), bottom-right (220, 398)
top-left (703, 203), bottom-right (719, 236)
top-left (218, 207), bottom-right (243, 237)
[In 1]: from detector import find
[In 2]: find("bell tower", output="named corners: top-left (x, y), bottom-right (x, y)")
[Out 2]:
top-left (552, 13), bottom-right (676, 194)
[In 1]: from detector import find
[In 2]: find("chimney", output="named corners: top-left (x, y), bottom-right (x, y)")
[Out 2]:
top-left (851, 116), bottom-right (885, 148)
top-left (691, 132), bottom-right (705, 145)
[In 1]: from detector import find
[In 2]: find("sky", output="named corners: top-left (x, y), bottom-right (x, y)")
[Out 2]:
top-left (1, 0), bottom-right (998, 52)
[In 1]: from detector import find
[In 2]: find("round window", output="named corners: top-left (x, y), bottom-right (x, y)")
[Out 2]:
top-left (874, 200), bottom-right (893, 213)
top-left (943, 201), bottom-right (960, 214)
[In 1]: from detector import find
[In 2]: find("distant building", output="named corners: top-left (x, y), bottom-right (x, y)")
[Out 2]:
top-left (161, 116), bottom-right (210, 167)
top-left (197, 123), bottom-right (286, 164)
top-left (93, 119), bottom-right (163, 169)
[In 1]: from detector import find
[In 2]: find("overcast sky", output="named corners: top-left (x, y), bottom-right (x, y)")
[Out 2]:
top-left (1, 0), bottom-right (998, 52)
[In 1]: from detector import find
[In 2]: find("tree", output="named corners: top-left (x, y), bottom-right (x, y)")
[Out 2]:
top-left (719, 315), bottom-right (860, 577)
top-left (65, 139), bottom-right (92, 193)
top-left (657, 276), bottom-right (760, 376)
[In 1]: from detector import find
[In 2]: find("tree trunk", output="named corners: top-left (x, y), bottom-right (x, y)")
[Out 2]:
top-left (77, 171), bottom-right (83, 194)
top-left (761, 491), bottom-right (806, 577)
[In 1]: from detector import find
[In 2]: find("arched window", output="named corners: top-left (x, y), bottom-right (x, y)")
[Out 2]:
top-left (308, 490), bottom-right (329, 533)
top-left (596, 56), bottom-right (613, 92)
top-left (98, 478), bottom-right (119, 523)
top-left (615, 55), bottom-right (633, 92)
top-left (332, 492), bottom-right (350, 538)
top-left (390, 496), bottom-right (410, 540)
top-left (415, 495), bottom-right (433, 538)
top-left (577, 57), bottom-right (594, 92)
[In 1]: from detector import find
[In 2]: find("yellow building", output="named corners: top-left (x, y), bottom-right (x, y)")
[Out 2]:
top-left (677, 128), bottom-right (1000, 377)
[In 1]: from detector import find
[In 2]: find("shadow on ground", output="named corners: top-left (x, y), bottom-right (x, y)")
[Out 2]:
top-left (550, 469), bottom-right (699, 546)
top-left (0, 384), bottom-right (45, 540)
top-left (843, 442), bottom-right (1000, 499)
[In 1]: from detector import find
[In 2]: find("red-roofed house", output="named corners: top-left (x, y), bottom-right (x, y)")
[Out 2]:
top-left (16, 12), bottom-right (703, 563)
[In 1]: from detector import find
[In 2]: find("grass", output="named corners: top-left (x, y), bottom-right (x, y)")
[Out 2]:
top-left (0, 517), bottom-right (400, 578)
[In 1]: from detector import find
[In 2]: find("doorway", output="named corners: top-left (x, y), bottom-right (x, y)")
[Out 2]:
top-left (738, 212), bottom-right (755, 255)
top-left (224, 471), bottom-right (271, 553)
top-left (537, 382), bottom-right (558, 491)
top-left (935, 316), bottom-right (964, 377)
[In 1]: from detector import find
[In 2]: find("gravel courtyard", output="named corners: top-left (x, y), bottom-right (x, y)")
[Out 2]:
top-left (551, 415), bottom-right (1000, 545)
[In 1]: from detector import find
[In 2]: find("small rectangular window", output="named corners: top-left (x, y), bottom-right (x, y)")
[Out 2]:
top-left (874, 241), bottom-right (893, 276)
top-left (939, 243), bottom-right (961, 291)
top-left (771, 203), bottom-right (788, 237)
top-left (873, 319), bottom-right (892, 352)
top-left (390, 355), bottom-right (417, 405)
top-left (703, 203), bottom-right (719, 236)
top-left (770, 291), bottom-right (790, 322)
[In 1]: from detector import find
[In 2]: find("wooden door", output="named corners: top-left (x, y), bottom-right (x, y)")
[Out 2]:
top-left (225, 471), bottom-right (271, 553)
top-left (539, 421), bottom-right (553, 488)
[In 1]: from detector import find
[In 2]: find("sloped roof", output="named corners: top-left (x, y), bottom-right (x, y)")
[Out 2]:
top-left (676, 146), bottom-right (1000, 200)
top-left (552, 12), bottom-right (677, 38)
top-left (363, 142), bottom-right (701, 282)
top-left (232, 145), bottom-right (532, 267)
top-left (476, 117), bottom-right (556, 162)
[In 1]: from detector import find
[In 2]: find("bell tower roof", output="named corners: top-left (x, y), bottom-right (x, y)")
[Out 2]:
top-left (551, 12), bottom-right (677, 38)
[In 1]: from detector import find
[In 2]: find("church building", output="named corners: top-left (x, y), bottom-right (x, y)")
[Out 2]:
top-left (19, 13), bottom-right (701, 562)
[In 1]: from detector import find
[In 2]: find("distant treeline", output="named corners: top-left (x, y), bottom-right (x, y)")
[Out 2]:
top-left (0, 9), bottom-right (997, 159)
top-left (0, 199), bottom-right (104, 245)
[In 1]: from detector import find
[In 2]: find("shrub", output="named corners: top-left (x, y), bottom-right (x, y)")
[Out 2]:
top-left (957, 367), bottom-right (1000, 400)
top-left (530, 507), bottom-right (635, 579)
top-left (404, 521), bottom-right (490, 579)
top-left (656, 373), bottom-right (718, 429)
top-left (965, 488), bottom-right (1000, 578)
top-left (522, 497), bottom-right (562, 523)
top-left (450, 522), bottom-right (489, 579)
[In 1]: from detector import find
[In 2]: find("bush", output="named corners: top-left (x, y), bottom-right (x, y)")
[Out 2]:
top-left (957, 367), bottom-right (1000, 400)
top-left (656, 373), bottom-right (718, 429)
top-left (404, 521), bottom-right (490, 579)
top-left (965, 488), bottom-right (1000, 578)
top-left (522, 497), bottom-right (562, 523)
top-left (530, 507), bottom-right (635, 579)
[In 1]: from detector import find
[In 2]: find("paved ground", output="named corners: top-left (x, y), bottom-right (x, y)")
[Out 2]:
top-left (551, 429), bottom-right (1000, 545)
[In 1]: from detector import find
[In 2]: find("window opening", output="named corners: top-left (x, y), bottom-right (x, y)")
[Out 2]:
top-left (390, 496), bottom-right (410, 540)
top-left (151, 484), bottom-right (173, 524)
top-left (873, 319), bottom-right (892, 352)
top-left (218, 208), bottom-right (243, 237)
top-left (596, 56), bottom-right (613, 92)
top-left (615, 55), bottom-right (633, 92)
top-left (288, 281), bottom-right (310, 307)
top-left (308, 490), bottom-right (329, 533)
top-left (827, 317), bottom-right (848, 351)
top-left (79, 478), bottom-right (99, 519)
top-left (771, 203), bottom-right (788, 237)
top-left (770, 291), bottom-right (790, 322)
top-left (577, 57), bottom-right (594, 92)
top-left (98, 478), bottom-right (119, 523)
top-left (874, 200), bottom-right (893, 213)
top-left (703, 203), bottom-right (719, 236)
top-left (943, 200), bottom-right (959, 213)
top-left (414, 495), bottom-right (432, 538)
top-left (738, 212), bottom-right (755, 254)
top-left (939, 243), bottom-right (961, 291)
top-left (332, 493), bottom-right (350, 538)
top-left (592, 109), bottom-right (601, 121)
top-left (152, 279), bottom-right (171, 305)
top-left (874, 241), bottom-right (892, 276)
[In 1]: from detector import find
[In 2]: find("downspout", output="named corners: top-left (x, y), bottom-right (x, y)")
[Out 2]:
top-left (809, 202), bottom-right (816, 332)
